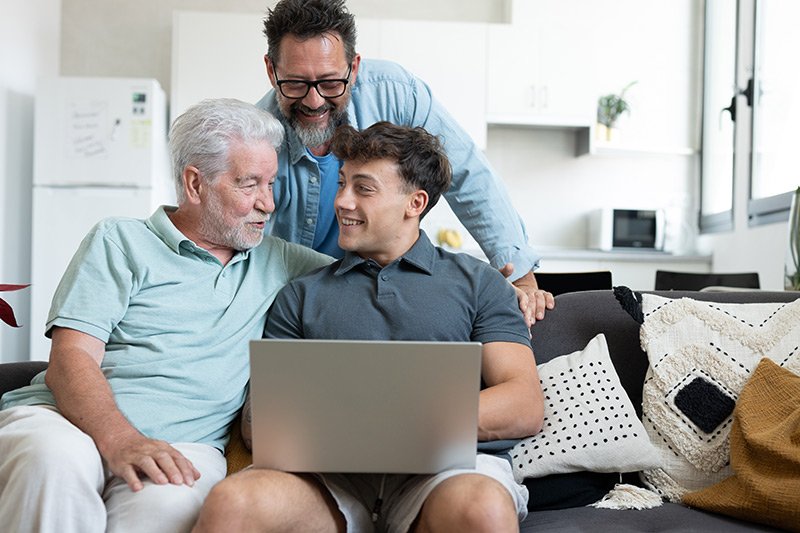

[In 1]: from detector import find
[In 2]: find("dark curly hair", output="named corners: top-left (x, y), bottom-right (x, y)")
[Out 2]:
top-left (263, 0), bottom-right (357, 65)
top-left (331, 122), bottom-right (452, 219)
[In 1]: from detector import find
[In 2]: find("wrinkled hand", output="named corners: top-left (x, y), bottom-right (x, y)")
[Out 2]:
top-left (500, 263), bottom-right (555, 327)
top-left (100, 433), bottom-right (201, 492)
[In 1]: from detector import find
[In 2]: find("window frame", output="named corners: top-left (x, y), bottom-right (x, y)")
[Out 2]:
top-left (699, 0), bottom-right (738, 234)
top-left (747, 0), bottom-right (793, 227)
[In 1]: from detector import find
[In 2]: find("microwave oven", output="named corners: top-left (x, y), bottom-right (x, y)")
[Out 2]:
top-left (588, 208), bottom-right (665, 251)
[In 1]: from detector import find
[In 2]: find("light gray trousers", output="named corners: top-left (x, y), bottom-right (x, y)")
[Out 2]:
top-left (0, 405), bottom-right (227, 533)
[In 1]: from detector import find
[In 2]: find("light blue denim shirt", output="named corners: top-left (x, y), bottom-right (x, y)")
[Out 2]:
top-left (256, 58), bottom-right (540, 279)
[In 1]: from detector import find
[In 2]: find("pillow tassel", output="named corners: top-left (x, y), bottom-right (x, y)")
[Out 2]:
top-left (590, 483), bottom-right (663, 510)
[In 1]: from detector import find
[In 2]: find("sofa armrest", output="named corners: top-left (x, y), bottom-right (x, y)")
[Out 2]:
top-left (0, 361), bottom-right (48, 398)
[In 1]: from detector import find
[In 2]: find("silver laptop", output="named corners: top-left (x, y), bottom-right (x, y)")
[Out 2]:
top-left (248, 339), bottom-right (482, 474)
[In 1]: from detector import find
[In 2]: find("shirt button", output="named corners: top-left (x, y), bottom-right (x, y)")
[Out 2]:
top-left (381, 274), bottom-right (389, 281)
top-left (306, 218), bottom-right (314, 225)
top-left (309, 176), bottom-right (318, 184)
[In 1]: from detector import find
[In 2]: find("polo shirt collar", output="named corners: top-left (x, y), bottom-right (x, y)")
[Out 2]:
top-left (146, 206), bottom-right (187, 254)
top-left (400, 230), bottom-right (436, 274)
top-left (334, 231), bottom-right (436, 276)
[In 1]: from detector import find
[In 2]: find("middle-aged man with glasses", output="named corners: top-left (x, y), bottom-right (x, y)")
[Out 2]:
top-left (256, 0), bottom-right (555, 326)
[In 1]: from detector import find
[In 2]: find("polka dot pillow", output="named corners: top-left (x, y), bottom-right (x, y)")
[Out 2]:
top-left (511, 333), bottom-right (661, 481)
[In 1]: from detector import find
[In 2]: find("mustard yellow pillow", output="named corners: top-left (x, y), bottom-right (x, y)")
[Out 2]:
top-left (682, 358), bottom-right (800, 532)
top-left (224, 414), bottom-right (253, 476)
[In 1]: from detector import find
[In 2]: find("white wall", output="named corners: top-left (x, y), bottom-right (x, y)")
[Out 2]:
top-left (60, 0), bottom-right (506, 97)
top-left (424, 0), bottom-right (704, 266)
top-left (0, 0), bottom-right (61, 362)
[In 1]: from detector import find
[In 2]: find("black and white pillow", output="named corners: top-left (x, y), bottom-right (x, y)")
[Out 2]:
top-left (634, 294), bottom-right (800, 502)
top-left (511, 334), bottom-right (660, 481)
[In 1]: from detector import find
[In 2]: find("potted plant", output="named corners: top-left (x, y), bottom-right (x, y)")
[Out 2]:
top-left (0, 284), bottom-right (30, 327)
top-left (785, 186), bottom-right (800, 291)
top-left (596, 81), bottom-right (637, 141)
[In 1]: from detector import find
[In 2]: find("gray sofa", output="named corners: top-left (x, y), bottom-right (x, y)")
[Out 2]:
top-left (1, 289), bottom-right (795, 531)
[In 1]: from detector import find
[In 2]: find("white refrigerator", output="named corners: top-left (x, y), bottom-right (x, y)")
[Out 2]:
top-left (30, 77), bottom-right (174, 361)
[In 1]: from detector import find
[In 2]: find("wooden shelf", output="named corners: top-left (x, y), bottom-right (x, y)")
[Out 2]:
top-left (591, 143), bottom-right (697, 156)
top-left (486, 118), bottom-right (697, 158)
top-left (486, 117), bottom-right (593, 157)
top-left (485, 114), bottom-right (592, 129)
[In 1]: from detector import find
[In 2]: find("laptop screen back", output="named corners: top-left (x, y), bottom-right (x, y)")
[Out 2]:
top-left (248, 339), bottom-right (481, 474)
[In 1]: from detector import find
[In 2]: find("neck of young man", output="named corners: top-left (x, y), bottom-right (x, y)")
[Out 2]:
top-left (358, 227), bottom-right (421, 268)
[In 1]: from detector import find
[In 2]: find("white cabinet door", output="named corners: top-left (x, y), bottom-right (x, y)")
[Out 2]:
top-left (486, 23), bottom-right (540, 116)
top-left (486, 0), bottom-right (593, 125)
top-left (357, 19), bottom-right (488, 149)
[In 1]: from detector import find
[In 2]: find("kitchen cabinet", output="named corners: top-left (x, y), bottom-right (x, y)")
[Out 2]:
top-left (486, 0), bottom-right (593, 128)
top-left (357, 19), bottom-right (488, 149)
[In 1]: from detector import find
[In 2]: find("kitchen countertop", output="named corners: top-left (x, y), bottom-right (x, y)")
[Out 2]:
top-left (457, 246), bottom-right (711, 264)
top-left (536, 247), bottom-right (712, 263)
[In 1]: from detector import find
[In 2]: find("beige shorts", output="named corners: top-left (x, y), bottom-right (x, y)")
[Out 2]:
top-left (317, 454), bottom-right (528, 533)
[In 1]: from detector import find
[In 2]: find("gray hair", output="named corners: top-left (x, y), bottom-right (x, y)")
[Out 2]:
top-left (169, 98), bottom-right (285, 202)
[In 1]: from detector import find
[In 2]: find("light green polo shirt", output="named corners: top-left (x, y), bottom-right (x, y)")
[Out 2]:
top-left (0, 206), bottom-right (332, 450)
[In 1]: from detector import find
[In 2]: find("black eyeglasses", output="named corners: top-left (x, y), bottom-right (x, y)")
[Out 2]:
top-left (275, 65), bottom-right (353, 99)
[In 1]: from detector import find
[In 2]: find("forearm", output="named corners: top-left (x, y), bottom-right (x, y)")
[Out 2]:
top-left (477, 378), bottom-right (543, 442)
top-left (45, 333), bottom-right (140, 455)
top-left (477, 341), bottom-right (544, 441)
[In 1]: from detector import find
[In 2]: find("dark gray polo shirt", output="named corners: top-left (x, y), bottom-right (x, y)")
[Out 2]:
top-left (264, 231), bottom-right (533, 459)
top-left (265, 231), bottom-right (531, 346)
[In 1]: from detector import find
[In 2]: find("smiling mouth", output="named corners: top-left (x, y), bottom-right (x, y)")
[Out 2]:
top-left (339, 217), bottom-right (363, 227)
top-left (294, 103), bottom-right (332, 121)
top-left (302, 108), bottom-right (327, 117)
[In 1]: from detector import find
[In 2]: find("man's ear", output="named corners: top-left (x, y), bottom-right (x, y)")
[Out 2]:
top-left (349, 53), bottom-right (362, 86)
top-left (182, 166), bottom-right (204, 205)
top-left (265, 55), bottom-right (278, 88)
top-left (406, 190), bottom-right (429, 219)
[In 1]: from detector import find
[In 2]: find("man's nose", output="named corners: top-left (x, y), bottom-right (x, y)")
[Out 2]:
top-left (334, 186), bottom-right (353, 211)
top-left (301, 86), bottom-right (326, 110)
top-left (256, 184), bottom-right (275, 214)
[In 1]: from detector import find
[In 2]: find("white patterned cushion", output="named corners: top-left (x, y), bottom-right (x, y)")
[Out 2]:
top-left (510, 334), bottom-right (660, 481)
top-left (638, 294), bottom-right (800, 502)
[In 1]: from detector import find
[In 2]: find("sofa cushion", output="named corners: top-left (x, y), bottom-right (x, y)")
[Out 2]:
top-left (511, 334), bottom-right (660, 480)
top-left (634, 293), bottom-right (800, 502)
top-left (0, 361), bottom-right (48, 399)
top-left (682, 358), bottom-right (800, 531)
top-left (224, 413), bottom-right (252, 476)
top-left (520, 501), bottom-right (784, 532)
top-left (523, 470), bottom-right (617, 511)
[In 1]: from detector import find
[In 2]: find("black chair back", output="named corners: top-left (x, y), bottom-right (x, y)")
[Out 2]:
top-left (654, 270), bottom-right (760, 291)
top-left (534, 271), bottom-right (613, 296)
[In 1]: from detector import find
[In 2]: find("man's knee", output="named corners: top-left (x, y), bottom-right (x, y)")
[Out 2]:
top-left (194, 470), bottom-right (291, 532)
top-left (419, 475), bottom-right (518, 533)
top-left (201, 473), bottom-right (257, 518)
top-left (194, 470), bottom-right (342, 533)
